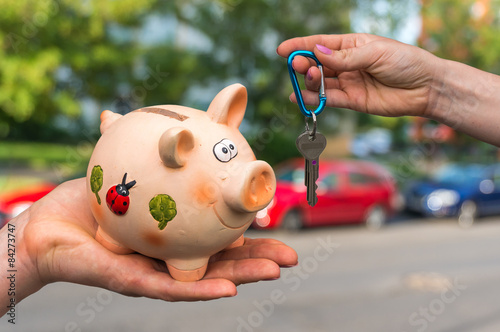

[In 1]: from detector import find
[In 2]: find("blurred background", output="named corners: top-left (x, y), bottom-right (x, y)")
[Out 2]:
top-left (3, 0), bottom-right (500, 331)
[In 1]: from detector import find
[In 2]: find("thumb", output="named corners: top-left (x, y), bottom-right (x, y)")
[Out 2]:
top-left (314, 43), bottom-right (378, 73)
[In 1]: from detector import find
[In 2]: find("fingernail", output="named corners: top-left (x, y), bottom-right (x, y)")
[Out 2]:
top-left (316, 44), bottom-right (332, 55)
top-left (265, 276), bottom-right (280, 281)
top-left (306, 68), bottom-right (313, 81)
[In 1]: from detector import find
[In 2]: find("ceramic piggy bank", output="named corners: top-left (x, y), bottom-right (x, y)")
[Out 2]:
top-left (86, 84), bottom-right (276, 281)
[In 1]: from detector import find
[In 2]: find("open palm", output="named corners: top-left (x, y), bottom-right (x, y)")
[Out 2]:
top-left (20, 178), bottom-right (297, 302)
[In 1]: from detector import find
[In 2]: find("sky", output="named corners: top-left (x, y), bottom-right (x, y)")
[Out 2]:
top-left (350, 0), bottom-right (422, 45)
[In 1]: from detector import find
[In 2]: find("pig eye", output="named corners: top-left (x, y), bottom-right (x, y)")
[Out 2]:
top-left (213, 141), bottom-right (231, 162)
top-left (213, 139), bottom-right (238, 162)
top-left (221, 139), bottom-right (238, 158)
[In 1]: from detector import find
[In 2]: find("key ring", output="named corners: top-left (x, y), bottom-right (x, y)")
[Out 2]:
top-left (287, 50), bottom-right (327, 117)
top-left (305, 112), bottom-right (317, 139)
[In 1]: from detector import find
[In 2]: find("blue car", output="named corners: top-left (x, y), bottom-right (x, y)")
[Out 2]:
top-left (404, 163), bottom-right (500, 226)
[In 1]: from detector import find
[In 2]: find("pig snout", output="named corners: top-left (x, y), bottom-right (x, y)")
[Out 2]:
top-left (222, 160), bottom-right (276, 214)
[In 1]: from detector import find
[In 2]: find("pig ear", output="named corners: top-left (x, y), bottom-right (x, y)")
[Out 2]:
top-left (158, 127), bottom-right (195, 168)
top-left (100, 110), bottom-right (122, 134)
top-left (206, 83), bottom-right (247, 128)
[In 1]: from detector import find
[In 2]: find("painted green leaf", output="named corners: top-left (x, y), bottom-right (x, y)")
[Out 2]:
top-left (149, 194), bottom-right (177, 230)
top-left (90, 165), bottom-right (103, 205)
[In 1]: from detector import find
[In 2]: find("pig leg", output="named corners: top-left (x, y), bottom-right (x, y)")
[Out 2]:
top-left (166, 259), bottom-right (209, 282)
top-left (223, 234), bottom-right (245, 250)
top-left (95, 226), bottom-right (134, 255)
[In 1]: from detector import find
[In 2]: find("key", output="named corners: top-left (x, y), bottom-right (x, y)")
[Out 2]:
top-left (296, 131), bottom-right (327, 206)
top-left (296, 131), bottom-right (326, 206)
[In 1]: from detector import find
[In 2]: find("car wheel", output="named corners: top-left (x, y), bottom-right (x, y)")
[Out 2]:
top-left (281, 210), bottom-right (303, 231)
top-left (458, 200), bottom-right (477, 228)
top-left (365, 205), bottom-right (386, 231)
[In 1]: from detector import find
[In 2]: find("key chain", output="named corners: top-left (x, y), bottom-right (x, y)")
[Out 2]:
top-left (287, 50), bottom-right (328, 207)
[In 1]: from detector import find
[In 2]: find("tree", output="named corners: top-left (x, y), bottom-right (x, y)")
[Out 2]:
top-left (0, 0), bottom-right (189, 141)
top-left (168, 0), bottom-right (355, 163)
top-left (1, 0), bottom-right (359, 163)
top-left (420, 0), bottom-right (500, 73)
top-left (4, 1), bottom-right (426, 164)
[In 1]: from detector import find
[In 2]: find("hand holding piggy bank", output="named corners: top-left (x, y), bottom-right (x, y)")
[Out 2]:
top-left (86, 84), bottom-right (276, 281)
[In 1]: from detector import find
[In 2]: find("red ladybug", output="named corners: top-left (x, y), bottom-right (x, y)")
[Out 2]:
top-left (106, 173), bottom-right (136, 216)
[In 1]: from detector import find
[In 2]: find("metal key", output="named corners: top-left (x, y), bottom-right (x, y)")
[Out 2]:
top-left (296, 131), bottom-right (327, 206)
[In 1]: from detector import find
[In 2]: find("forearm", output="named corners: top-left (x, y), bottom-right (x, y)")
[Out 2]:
top-left (427, 59), bottom-right (500, 146)
top-left (1, 211), bottom-right (44, 317)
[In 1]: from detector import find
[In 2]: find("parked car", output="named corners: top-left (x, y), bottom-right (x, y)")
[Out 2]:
top-left (253, 159), bottom-right (400, 230)
top-left (0, 180), bottom-right (56, 228)
top-left (404, 163), bottom-right (500, 227)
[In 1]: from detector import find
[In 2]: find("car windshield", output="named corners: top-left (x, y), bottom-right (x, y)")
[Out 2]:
top-left (432, 164), bottom-right (484, 185)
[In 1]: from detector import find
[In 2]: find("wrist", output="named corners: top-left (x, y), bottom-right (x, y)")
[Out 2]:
top-left (1, 211), bottom-right (45, 317)
top-left (424, 58), bottom-right (500, 145)
top-left (422, 56), bottom-right (453, 121)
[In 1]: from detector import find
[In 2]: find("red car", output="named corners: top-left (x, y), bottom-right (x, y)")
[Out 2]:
top-left (253, 159), bottom-right (400, 230)
top-left (0, 181), bottom-right (56, 228)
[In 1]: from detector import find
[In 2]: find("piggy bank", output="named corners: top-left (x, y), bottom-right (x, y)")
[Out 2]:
top-left (86, 84), bottom-right (276, 281)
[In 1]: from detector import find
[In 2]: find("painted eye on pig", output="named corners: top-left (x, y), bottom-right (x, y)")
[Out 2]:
top-left (213, 139), bottom-right (238, 162)
top-left (221, 139), bottom-right (238, 158)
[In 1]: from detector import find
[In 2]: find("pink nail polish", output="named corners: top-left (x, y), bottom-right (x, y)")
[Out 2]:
top-left (306, 68), bottom-right (313, 81)
top-left (316, 44), bottom-right (332, 55)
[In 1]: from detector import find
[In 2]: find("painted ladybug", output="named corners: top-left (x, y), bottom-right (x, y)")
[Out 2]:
top-left (106, 173), bottom-right (136, 216)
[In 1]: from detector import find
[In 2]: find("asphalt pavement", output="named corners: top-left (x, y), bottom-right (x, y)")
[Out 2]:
top-left (4, 216), bottom-right (500, 332)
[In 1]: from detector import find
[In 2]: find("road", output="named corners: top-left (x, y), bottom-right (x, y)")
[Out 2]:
top-left (4, 216), bottom-right (500, 332)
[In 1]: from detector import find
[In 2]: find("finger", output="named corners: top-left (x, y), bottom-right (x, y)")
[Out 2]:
top-left (146, 273), bottom-right (237, 302)
top-left (118, 263), bottom-right (237, 301)
top-left (51, 238), bottom-right (236, 302)
top-left (289, 54), bottom-right (338, 78)
top-left (313, 41), bottom-right (386, 74)
top-left (324, 77), bottom-right (341, 90)
top-left (92, 253), bottom-right (237, 301)
top-left (242, 237), bottom-right (286, 246)
top-left (289, 56), bottom-right (341, 87)
top-left (221, 237), bottom-right (298, 266)
top-left (307, 73), bottom-right (342, 90)
top-left (210, 240), bottom-right (298, 267)
top-left (304, 66), bottom-right (321, 92)
top-left (291, 56), bottom-right (316, 75)
top-left (289, 76), bottom-right (340, 105)
top-left (280, 34), bottom-right (383, 79)
top-left (277, 34), bottom-right (337, 57)
top-left (204, 258), bottom-right (281, 286)
top-left (278, 33), bottom-right (379, 58)
top-left (293, 89), bottom-right (353, 110)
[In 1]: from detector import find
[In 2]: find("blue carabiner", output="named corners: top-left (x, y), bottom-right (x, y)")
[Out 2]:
top-left (287, 50), bottom-right (327, 117)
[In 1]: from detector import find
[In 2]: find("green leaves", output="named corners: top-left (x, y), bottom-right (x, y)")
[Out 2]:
top-left (2, 0), bottom-right (435, 158)
top-left (0, 0), bottom-right (159, 139)
top-left (149, 194), bottom-right (177, 230)
top-left (421, 0), bottom-right (500, 73)
top-left (0, 48), bottom-right (62, 121)
top-left (90, 165), bottom-right (103, 205)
